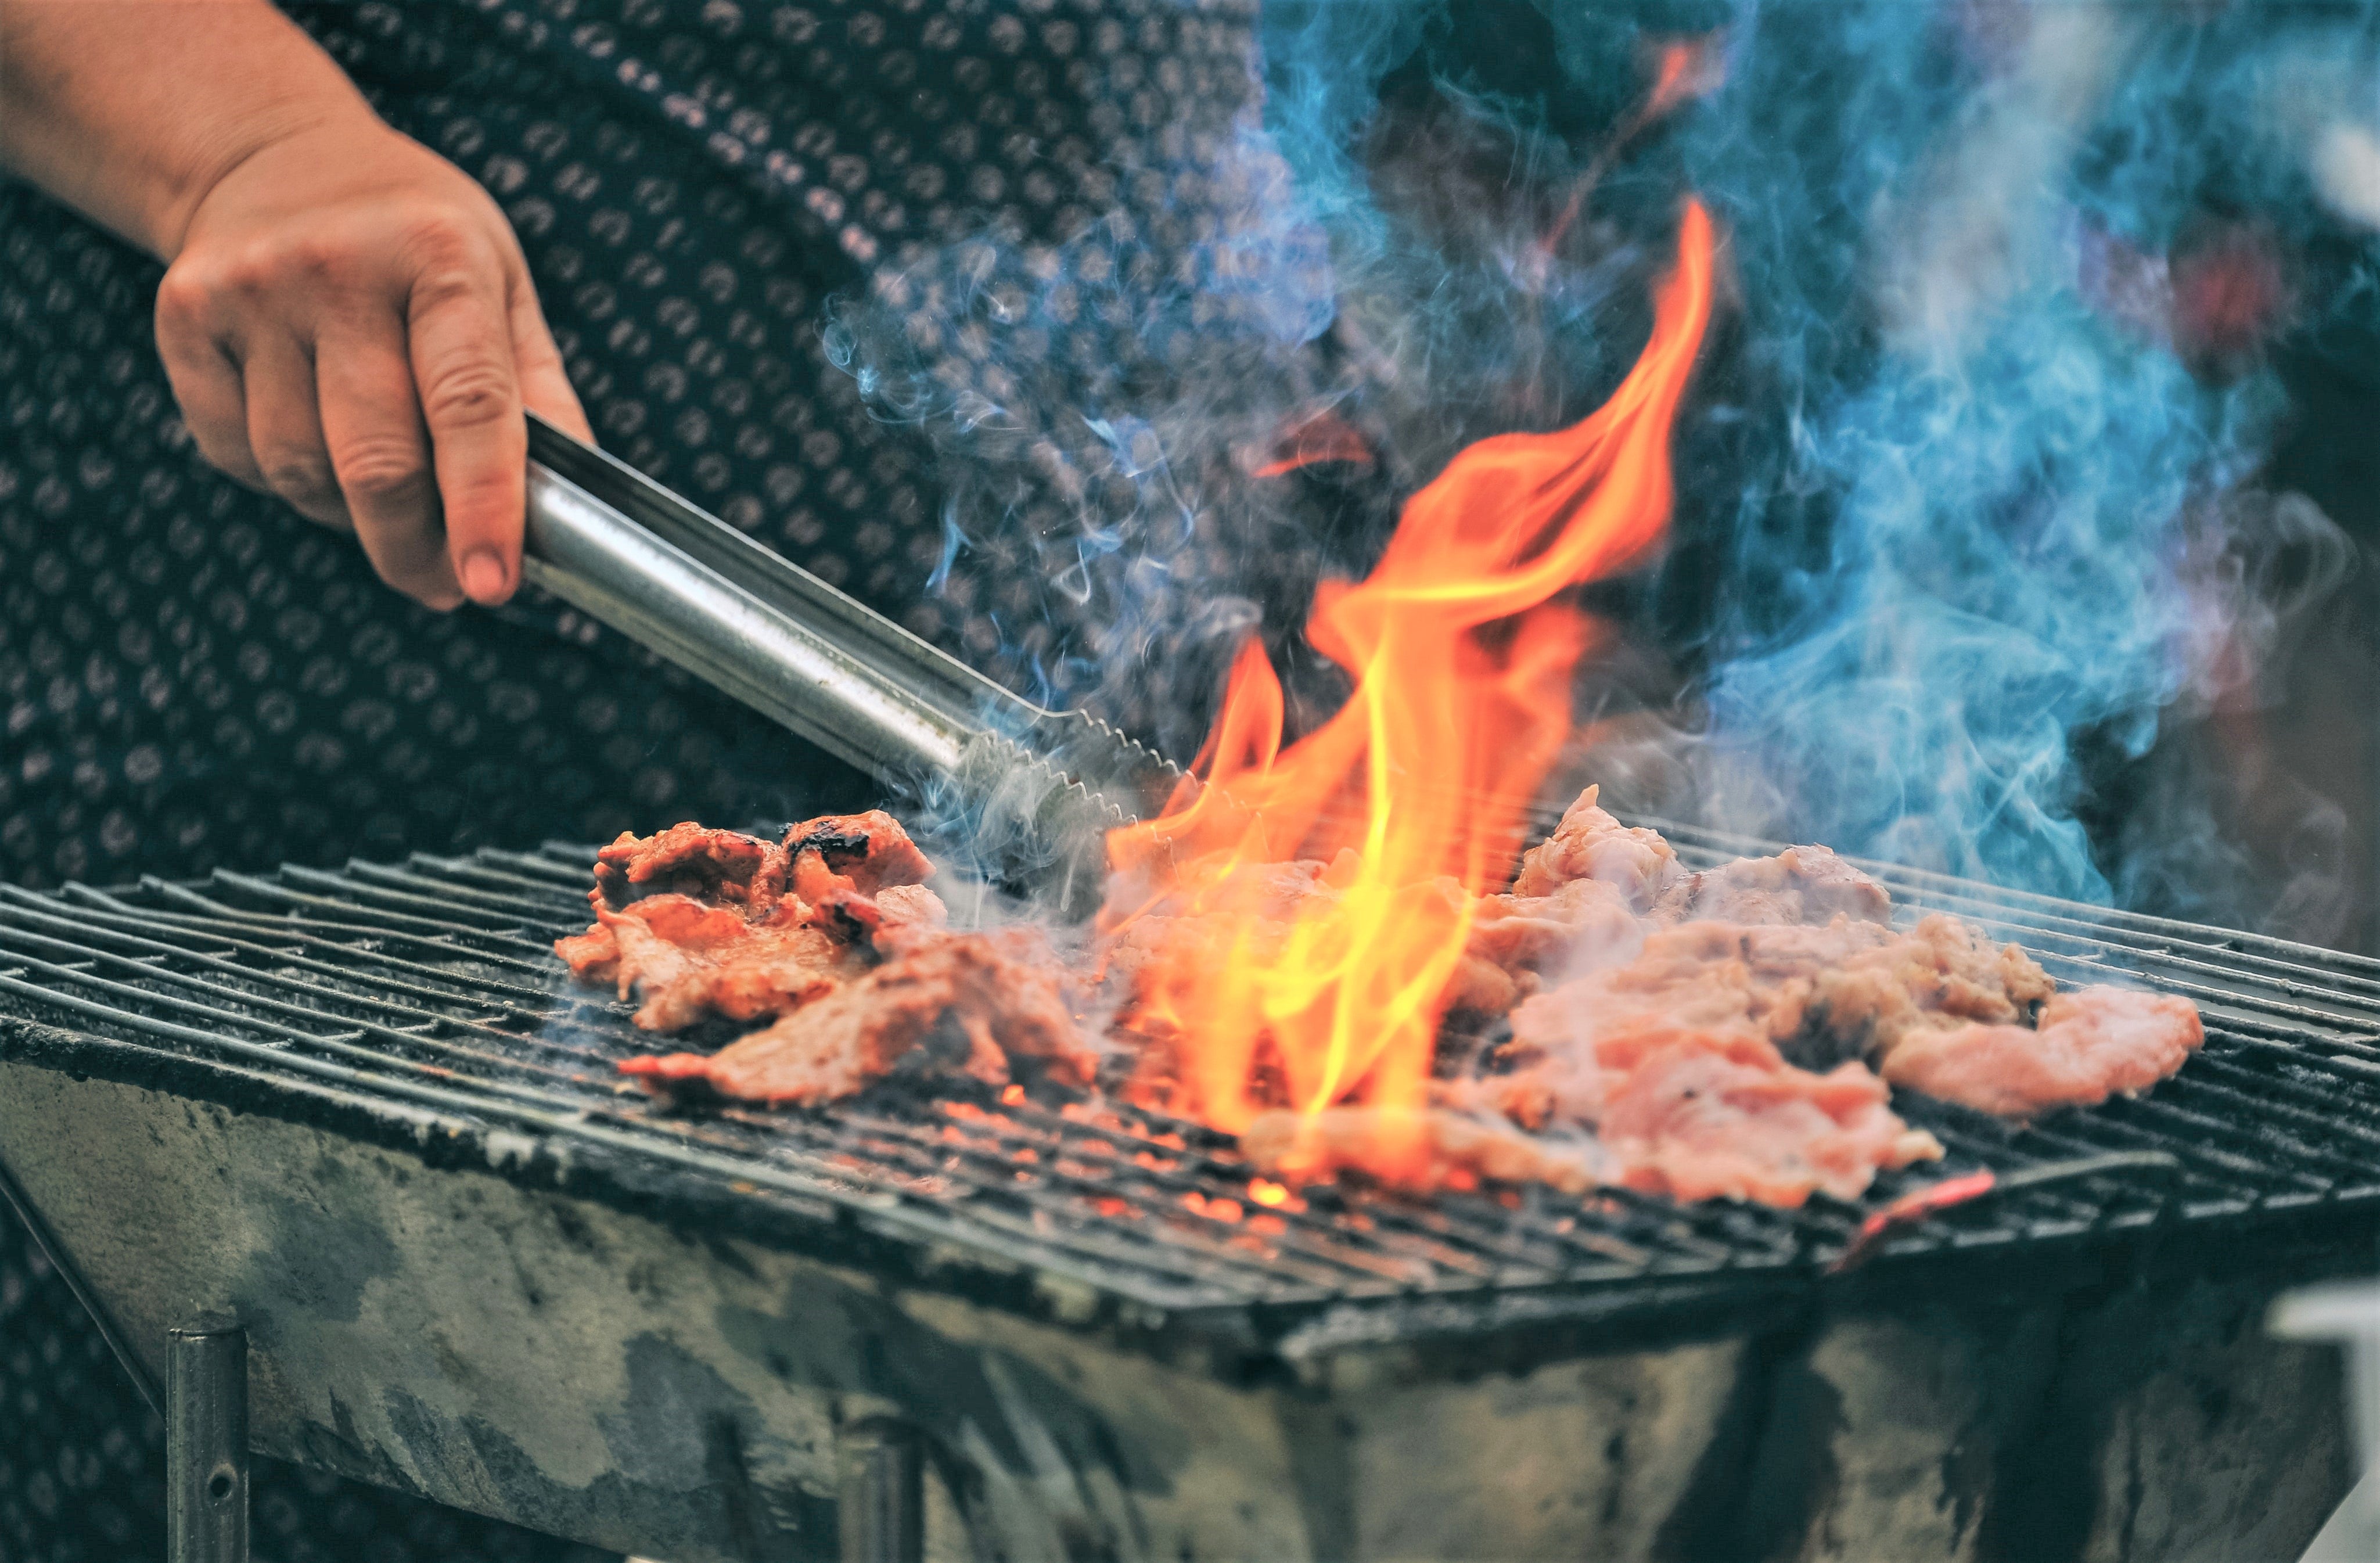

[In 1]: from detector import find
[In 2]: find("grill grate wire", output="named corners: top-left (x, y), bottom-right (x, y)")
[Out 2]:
top-left (1, 838), bottom-right (2378, 1316)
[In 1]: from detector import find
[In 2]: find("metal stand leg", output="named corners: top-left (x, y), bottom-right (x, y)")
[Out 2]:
top-left (838, 1422), bottom-right (923, 1563)
top-left (167, 1319), bottom-right (248, 1563)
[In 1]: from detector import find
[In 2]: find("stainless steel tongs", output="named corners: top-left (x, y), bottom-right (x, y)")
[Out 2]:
top-left (517, 412), bottom-right (1182, 906)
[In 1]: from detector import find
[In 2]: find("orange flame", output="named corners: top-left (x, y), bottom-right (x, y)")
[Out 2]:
top-left (1106, 202), bottom-right (1717, 1178)
top-left (1540, 39), bottom-right (1723, 264)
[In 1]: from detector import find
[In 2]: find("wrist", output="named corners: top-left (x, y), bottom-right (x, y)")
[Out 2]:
top-left (148, 95), bottom-right (374, 260)
top-left (0, 0), bottom-right (390, 262)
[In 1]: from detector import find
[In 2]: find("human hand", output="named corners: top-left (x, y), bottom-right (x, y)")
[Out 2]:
top-left (153, 113), bottom-right (591, 609)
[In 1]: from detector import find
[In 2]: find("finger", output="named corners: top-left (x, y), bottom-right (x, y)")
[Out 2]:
top-left (408, 268), bottom-right (524, 606)
top-left (508, 274), bottom-right (593, 443)
top-left (241, 332), bottom-right (350, 531)
top-left (153, 274), bottom-right (267, 490)
top-left (317, 318), bottom-right (463, 610)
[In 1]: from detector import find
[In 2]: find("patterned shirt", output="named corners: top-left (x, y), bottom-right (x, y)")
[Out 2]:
top-left (0, 0), bottom-right (1260, 888)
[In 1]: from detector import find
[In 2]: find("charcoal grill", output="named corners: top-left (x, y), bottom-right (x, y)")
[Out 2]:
top-left (0, 825), bottom-right (2373, 1561)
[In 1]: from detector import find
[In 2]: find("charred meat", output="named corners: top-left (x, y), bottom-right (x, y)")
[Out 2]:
top-left (618, 926), bottom-right (1097, 1106)
top-left (559, 814), bottom-right (1082, 1106)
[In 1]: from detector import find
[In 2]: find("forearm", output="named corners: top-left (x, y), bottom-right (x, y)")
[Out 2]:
top-left (0, 0), bottom-right (375, 258)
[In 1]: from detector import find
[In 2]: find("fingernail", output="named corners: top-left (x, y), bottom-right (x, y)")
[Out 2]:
top-left (461, 549), bottom-right (509, 604)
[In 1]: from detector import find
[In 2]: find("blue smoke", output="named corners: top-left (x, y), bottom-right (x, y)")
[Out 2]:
top-left (827, 0), bottom-right (2379, 930)
top-left (1254, 0), bottom-right (2368, 910)
top-left (819, 114), bottom-right (1353, 753)
top-left (1654, 0), bottom-right (2367, 902)
top-left (1692, 292), bottom-right (2284, 896)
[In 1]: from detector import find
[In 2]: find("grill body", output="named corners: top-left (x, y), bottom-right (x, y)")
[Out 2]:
top-left (0, 837), bottom-right (2374, 1560)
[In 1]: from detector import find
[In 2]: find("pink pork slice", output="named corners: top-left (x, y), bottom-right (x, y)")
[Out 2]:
top-left (1597, 1043), bottom-right (1944, 1207)
top-left (1880, 986), bottom-right (2205, 1119)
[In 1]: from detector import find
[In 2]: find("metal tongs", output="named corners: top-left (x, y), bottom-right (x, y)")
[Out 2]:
top-left (517, 412), bottom-right (1182, 908)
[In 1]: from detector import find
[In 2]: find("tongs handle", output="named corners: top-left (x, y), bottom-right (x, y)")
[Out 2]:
top-left (515, 414), bottom-right (1177, 907)
top-left (519, 414), bottom-right (979, 781)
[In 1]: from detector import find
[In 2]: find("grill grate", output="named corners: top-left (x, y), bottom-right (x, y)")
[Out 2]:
top-left (3, 835), bottom-right (2380, 1324)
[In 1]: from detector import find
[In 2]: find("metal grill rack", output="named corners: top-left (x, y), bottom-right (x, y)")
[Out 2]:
top-left (3, 836), bottom-right (2380, 1334)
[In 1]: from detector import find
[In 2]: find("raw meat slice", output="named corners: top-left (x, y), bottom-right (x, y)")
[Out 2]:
top-left (1595, 1045), bottom-right (1944, 1206)
top-left (1510, 914), bottom-right (2056, 1076)
top-left (1879, 986), bottom-right (2205, 1117)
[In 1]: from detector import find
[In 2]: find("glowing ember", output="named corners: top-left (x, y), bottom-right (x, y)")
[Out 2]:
top-left (1182, 1191), bottom-right (1246, 1223)
top-left (1106, 202), bottom-right (1717, 1182)
top-left (1644, 36), bottom-right (1724, 123)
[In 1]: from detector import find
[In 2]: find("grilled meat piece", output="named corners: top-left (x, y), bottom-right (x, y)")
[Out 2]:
top-left (1441, 948), bottom-right (1525, 1017)
top-left (1510, 785), bottom-right (1683, 911)
top-left (1474, 911), bottom-right (2058, 1202)
top-left (560, 813), bottom-right (948, 1033)
top-left (1494, 943), bottom-right (1803, 1124)
top-left (1480, 954), bottom-right (1943, 1203)
top-left (584, 812), bottom-right (932, 917)
top-left (875, 882), bottom-right (949, 927)
top-left (567, 815), bottom-right (1088, 1109)
top-left (782, 810), bottom-right (934, 895)
top-left (1463, 792), bottom-right (1890, 1018)
top-left (1594, 1045), bottom-right (1943, 1206)
top-left (619, 929), bottom-right (1095, 1106)
top-left (1879, 986), bottom-right (2205, 1117)
top-left (1513, 914), bottom-right (2057, 1077)
top-left (565, 795), bottom-right (2202, 1210)
top-left (1458, 876), bottom-right (1644, 1013)
top-left (592, 822), bottom-right (788, 911)
top-left (1250, 1035), bottom-right (1938, 1207)
top-left (553, 922), bottom-right (623, 985)
top-left (589, 895), bottom-right (858, 1030)
top-left (1465, 1004), bottom-right (1944, 1206)
top-left (1788, 914), bottom-right (2056, 1066)
top-left (1651, 844), bottom-right (1891, 928)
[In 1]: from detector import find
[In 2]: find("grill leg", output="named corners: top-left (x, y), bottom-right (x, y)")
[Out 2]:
top-left (167, 1319), bottom-right (249, 1563)
top-left (839, 1423), bottom-right (923, 1563)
